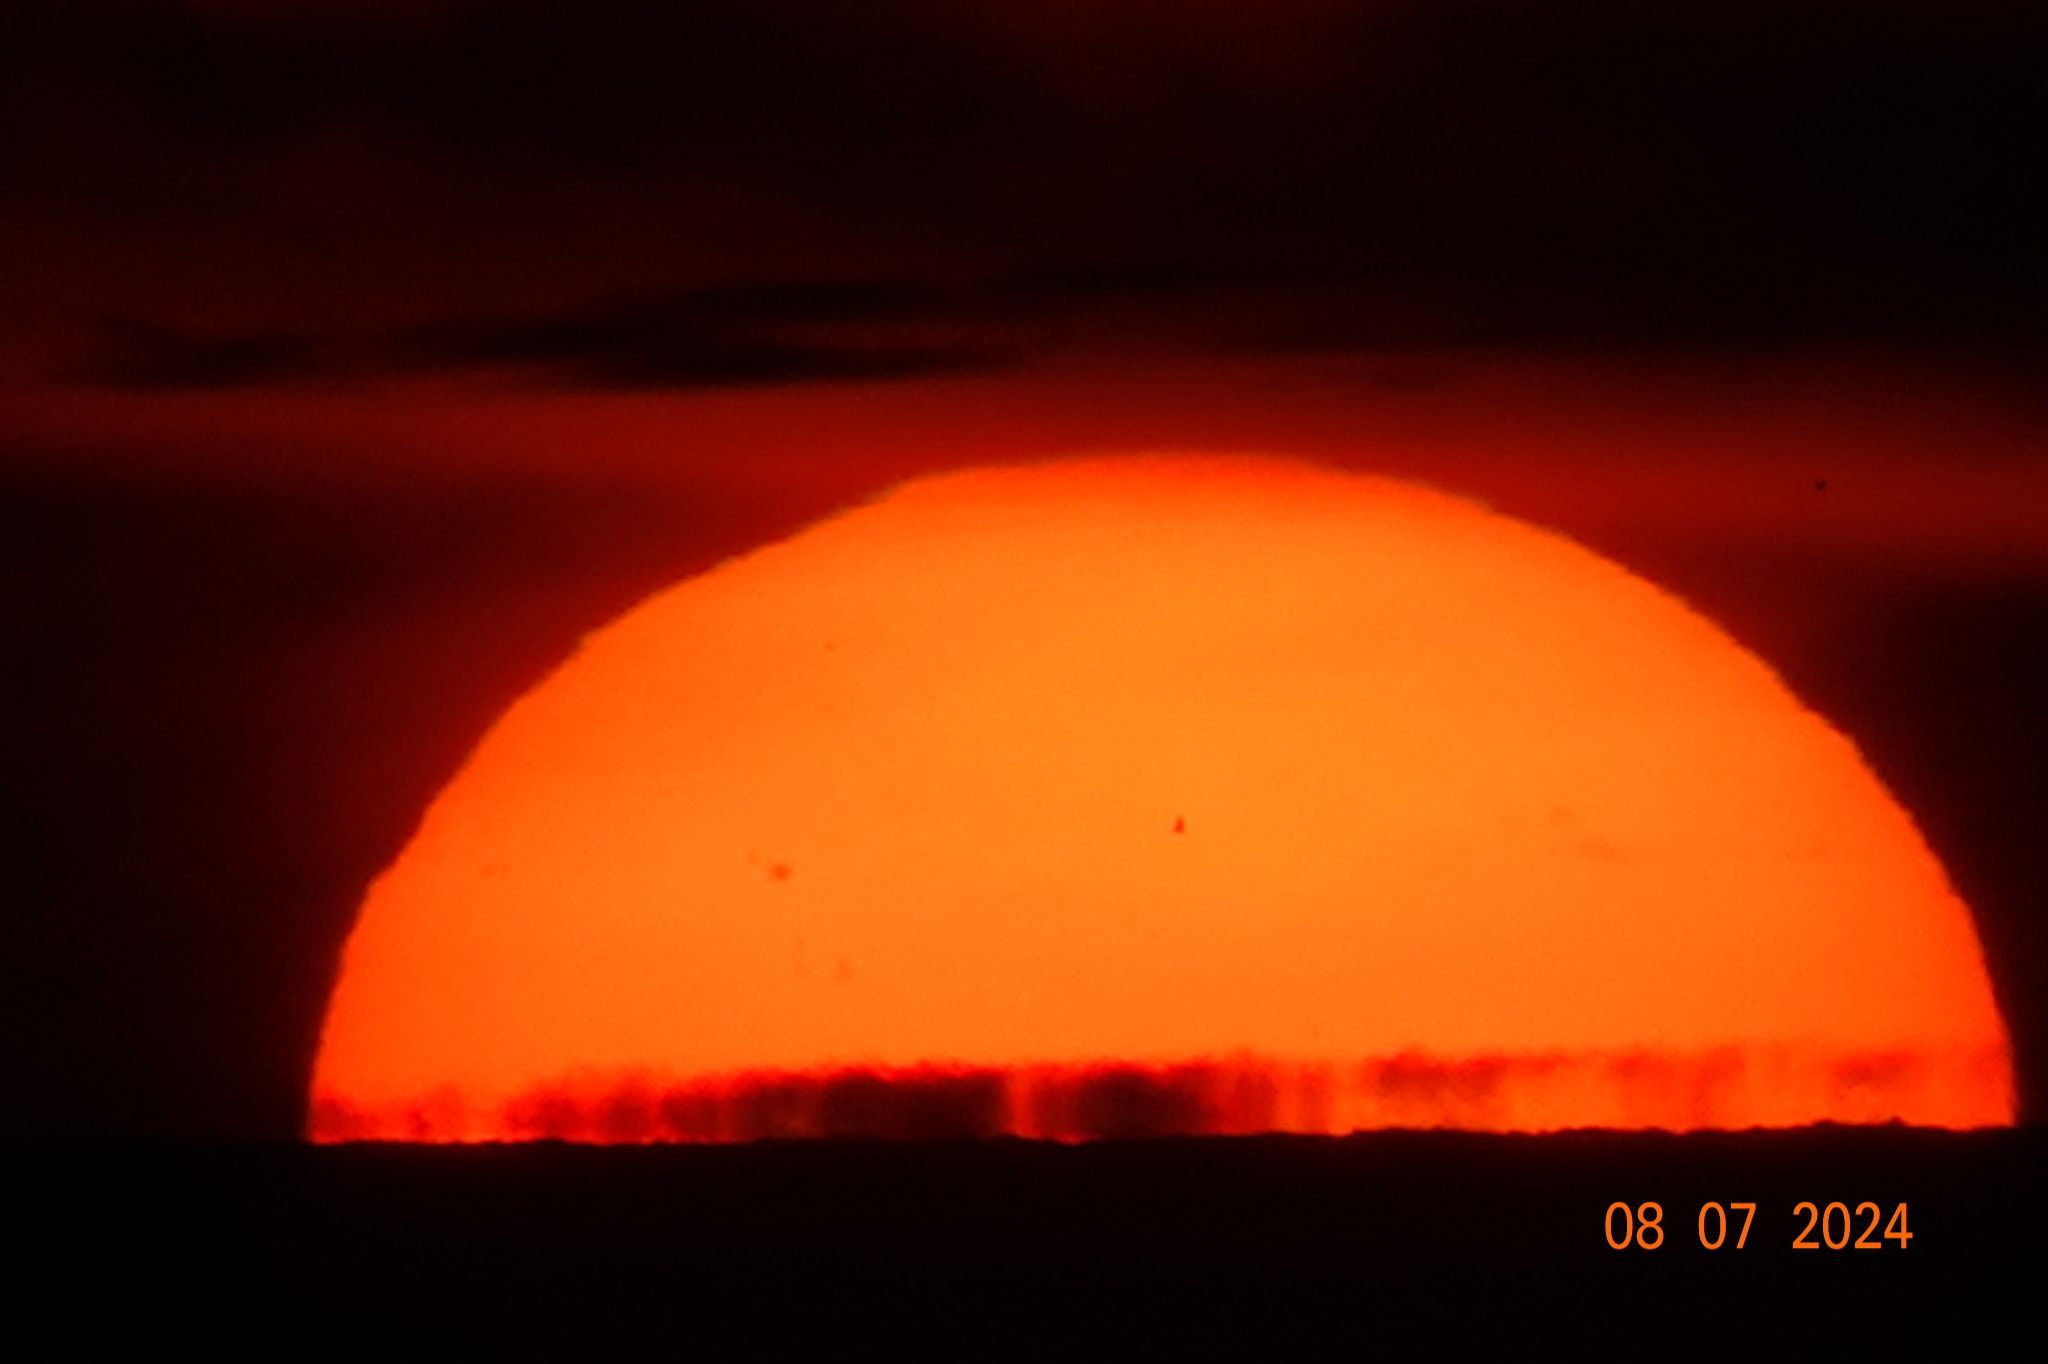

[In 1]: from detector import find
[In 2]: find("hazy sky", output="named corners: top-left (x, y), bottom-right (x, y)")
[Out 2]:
top-left (2, 1), bottom-right (2044, 1137)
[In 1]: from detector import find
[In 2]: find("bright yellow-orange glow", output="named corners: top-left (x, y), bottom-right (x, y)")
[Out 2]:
top-left (310, 455), bottom-right (2014, 1140)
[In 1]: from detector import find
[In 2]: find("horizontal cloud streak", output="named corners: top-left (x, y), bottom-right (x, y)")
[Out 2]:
top-left (64, 284), bottom-right (1025, 391)
top-left (394, 287), bottom-right (1020, 390)
top-left (62, 271), bottom-right (1305, 391)
top-left (71, 258), bottom-right (1778, 393)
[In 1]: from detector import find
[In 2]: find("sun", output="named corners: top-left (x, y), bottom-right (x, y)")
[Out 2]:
top-left (309, 454), bottom-right (2014, 1141)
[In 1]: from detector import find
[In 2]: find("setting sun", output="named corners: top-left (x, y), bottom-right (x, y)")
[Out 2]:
top-left (310, 455), bottom-right (2014, 1141)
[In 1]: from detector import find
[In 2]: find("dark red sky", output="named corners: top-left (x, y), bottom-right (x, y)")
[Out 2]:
top-left (2, 0), bottom-right (2045, 1138)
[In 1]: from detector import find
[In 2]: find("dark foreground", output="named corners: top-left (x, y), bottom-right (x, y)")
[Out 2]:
top-left (11, 1127), bottom-right (2042, 1342)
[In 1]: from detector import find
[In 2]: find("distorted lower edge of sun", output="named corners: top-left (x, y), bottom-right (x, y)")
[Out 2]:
top-left (308, 453), bottom-right (2016, 1142)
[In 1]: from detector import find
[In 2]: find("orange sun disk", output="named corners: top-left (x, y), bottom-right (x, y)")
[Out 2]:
top-left (310, 455), bottom-right (2014, 1141)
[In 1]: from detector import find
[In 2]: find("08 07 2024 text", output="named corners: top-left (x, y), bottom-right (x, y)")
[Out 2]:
top-left (1604, 1200), bottom-right (1912, 1251)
